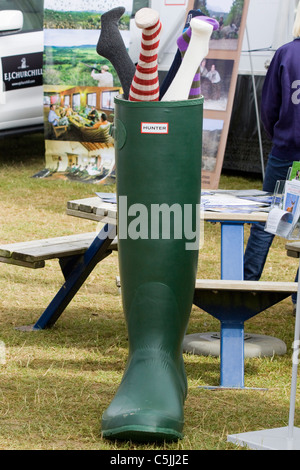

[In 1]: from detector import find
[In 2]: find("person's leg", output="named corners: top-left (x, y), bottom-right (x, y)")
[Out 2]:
top-left (292, 270), bottom-right (298, 307)
top-left (244, 154), bottom-right (294, 280)
top-left (243, 223), bottom-right (274, 280)
top-left (159, 9), bottom-right (204, 100)
top-left (128, 8), bottom-right (162, 102)
top-left (176, 25), bottom-right (201, 99)
top-left (96, 7), bottom-right (136, 100)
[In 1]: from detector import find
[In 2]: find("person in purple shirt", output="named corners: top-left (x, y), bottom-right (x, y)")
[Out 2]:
top-left (244, 3), bottom-right (300, 312)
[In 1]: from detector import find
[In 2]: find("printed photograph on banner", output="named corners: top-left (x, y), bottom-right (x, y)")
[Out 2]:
top-left (194, 0), bottom-right (245, 50)
top-left (44, 0), bottom-right (133, 23)
top-left (43, 28), bottom-right (128, 88)
top-left (201, 58), bottom-right (234, 111)
top-left (39, 0), bottom-right (133, 184)
top-left (44, 84), bottom-right (120, 142)
top-left (202, 119), bottom-right (224, 172)
top-left (43, 0), bottom-right (132, 88)
top-left (289, 162), bottom-right (300, 181)
top-left (43, 139), bottom-right (116, 184)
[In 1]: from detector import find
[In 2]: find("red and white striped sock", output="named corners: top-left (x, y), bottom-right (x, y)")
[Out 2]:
top-left (129, 8), bottom-right (162, 102)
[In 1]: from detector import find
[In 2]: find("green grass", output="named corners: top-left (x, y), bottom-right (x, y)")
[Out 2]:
top-left (0, 133), bottom-right (299, 450)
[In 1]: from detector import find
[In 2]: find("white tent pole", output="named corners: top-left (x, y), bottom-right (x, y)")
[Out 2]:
top-left (288, 258), bottom-right (300, 439)
top-left (245, 26), bottom-right (265, 180)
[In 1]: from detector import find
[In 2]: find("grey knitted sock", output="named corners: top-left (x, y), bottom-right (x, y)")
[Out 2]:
top-left (96, 7), bottom-right (135, 100)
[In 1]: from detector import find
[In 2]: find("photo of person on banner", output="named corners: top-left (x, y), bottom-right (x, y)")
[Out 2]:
top-left (91, 65), bottom-right (114, 87)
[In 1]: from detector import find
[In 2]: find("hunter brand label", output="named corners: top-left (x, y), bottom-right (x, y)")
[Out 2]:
top-left (141, 122), bottom-right (169, 134)
top-left (2, 52), bottom-right (43, 91)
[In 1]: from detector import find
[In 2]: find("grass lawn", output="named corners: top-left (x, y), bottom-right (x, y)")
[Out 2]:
top-left (0, 132), bottom-right (299, 450)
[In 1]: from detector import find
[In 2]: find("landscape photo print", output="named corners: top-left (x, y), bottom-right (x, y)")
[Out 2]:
top-left (41, 0), bottom-right (132, 184)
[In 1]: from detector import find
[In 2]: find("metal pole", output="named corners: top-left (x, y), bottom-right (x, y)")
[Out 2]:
top-left (246, 26), bottom-right (265, 180)
top-left (288, 258), bottom-right (300, 438)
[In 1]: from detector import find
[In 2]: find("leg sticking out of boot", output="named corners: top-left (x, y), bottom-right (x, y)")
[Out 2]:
top-left (176, 16), bottom-right (219, 99)
top-left (128, 8), bottom-right (162, 102)
top-left (162, 17), bottom-right (216, 101)
top-left (159, 9), bottom-right (206, 100)
top-left (96, 7), bottom-right (136, 100)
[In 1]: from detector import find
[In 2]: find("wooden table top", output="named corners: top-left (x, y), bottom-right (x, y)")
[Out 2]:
top-left (66, 196), bottom-right (269, 224)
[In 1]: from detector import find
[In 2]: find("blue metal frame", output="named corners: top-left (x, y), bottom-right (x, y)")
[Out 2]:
top-left (220, 321), bottom-right (244, 388)
top-left (193, 270), bottom-right (294, 388)
top-left (221, 222), bottom-right (244, 281)
top-left (221, 221), bottom-right (245, 388)
top-left (17, 224), bottom-right (116, 331)
top-left (195, 220), bottom-right (292, 389)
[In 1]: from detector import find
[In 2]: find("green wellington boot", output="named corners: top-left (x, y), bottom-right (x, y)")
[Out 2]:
top-left (101, 96), bottom-right (203, 442)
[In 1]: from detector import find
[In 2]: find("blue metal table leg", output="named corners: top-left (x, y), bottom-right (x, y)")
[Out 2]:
top-left (220, 320), bottom-right (245, 388)
top-left (17, 224), bottom-right (116, 331)
top-left (220, 222), bottom-right (245, 387)
top-left (221, 222), bottom-right (244, 281)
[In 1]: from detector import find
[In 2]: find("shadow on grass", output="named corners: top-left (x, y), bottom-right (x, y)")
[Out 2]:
top-left (0, 132), bottom-right (45, 165)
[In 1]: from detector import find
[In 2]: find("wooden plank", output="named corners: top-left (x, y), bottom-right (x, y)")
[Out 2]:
top-left (286, 241), bottom-right (300, 257)
top-left (99, 216), bottom-right (117, 226)
top-left (0, 256), bottom-right (45, 269)
top-left (286, 250), bottom-right (300, 259)
top-left (66, 209), bottom-right (102, 222)
top-left (67, 197), bottom-right (103, 213)
top-left (203, 211), bottom-right (268, 223)
top-left (0, 248), bottom-right (12, 258)
top-left (114, 277), bottom-right (297, 293)
top-left (0, 233), bottom-right (96, 263)
top-left (0, 232), bottom-right (96, 251)
top-left (11, 235), bottom-right (97, 262)
top-left (195, 279), bottom-right (298, 293)
top-left (67, 197), bottom-right (268, 224)
top-left (12, 242), bottom-right (90, 262)
top-left (0, 233), bottom-right (118, 266)
top-left (95, 203), bottom-right (116, 217)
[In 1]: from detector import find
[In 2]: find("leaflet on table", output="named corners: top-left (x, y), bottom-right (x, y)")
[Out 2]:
top-left (210, 189), bottom-right (269, 197)
top-left (265, 207), bottom-right (294, 237)
top-left (96, 192), bottom-right (117, 204)
top-left (201, 192), bottom-right (270, 213)
top-left (95, 191), bottom-right (271, 213)
top-left (265, 179), bottom-right (300, 239)
top-left (284, 180), bottom-right (300, 214)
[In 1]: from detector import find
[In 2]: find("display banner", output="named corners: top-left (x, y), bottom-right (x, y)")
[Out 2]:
top-left (187, 0), bottom-right (250, 189)
top-left (42, 0), bottom-right (132, 184)
top-left (41, 0), bottom-right (248, 188)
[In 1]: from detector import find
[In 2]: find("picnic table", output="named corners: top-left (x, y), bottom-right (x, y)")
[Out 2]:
top-left (2, 194), bottom-right (296, 389)
top-left (65, 196), bottom-right (296, 389)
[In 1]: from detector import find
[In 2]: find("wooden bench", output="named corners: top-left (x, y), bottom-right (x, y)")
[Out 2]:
top-left (0, 225), bottom-right (118, 331)
top-left (286, 241), bottom-right (300, 259)
top-left (194, 278), bottom-right (297, 294)
top-left (0, 232), bottom-right (118, 270)
top-left (52, 124), bottom-right (68, 139)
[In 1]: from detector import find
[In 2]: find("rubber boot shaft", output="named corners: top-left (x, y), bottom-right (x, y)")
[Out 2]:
top-left (101, 96), bottom-right (203, 442)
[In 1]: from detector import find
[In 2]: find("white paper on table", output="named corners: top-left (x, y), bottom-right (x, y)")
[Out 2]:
top-left (265, 207), bottom-right (294, 237)
top-left (202, 193), bottom-right (267, 208)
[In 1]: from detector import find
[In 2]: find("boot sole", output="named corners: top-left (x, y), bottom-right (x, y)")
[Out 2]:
top-left (102, 424), bottom-right (183, 442)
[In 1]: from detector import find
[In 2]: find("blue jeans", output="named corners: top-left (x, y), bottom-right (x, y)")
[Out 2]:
top-left (244, 153), bottom-right (298, 303)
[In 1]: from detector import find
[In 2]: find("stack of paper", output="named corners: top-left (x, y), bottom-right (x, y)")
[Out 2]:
top-left (201, 191), bottom-right (270, 214)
